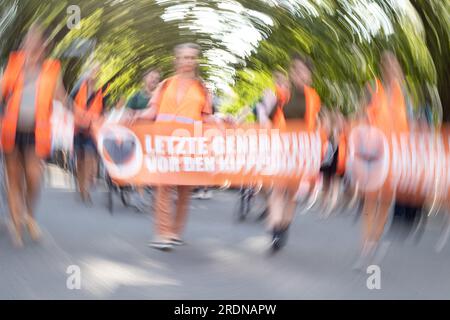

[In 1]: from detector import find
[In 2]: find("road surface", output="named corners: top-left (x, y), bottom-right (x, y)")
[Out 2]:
top-left (0, 165), bottom-right (449, 299)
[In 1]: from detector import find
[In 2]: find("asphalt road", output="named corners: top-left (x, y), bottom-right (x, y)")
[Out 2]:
top-left (0, 166), bottom-right (449, 299)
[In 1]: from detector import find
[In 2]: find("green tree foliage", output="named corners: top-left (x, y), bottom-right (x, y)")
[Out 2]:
top-left (0, 0), bottom-right (447, 119)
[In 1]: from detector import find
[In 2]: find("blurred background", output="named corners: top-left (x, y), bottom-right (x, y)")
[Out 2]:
top-left (0, 0), bottom-right (448, 120)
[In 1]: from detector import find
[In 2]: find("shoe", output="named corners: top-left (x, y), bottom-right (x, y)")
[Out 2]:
top-left (170, 238), bottom-right (185, 246)
top-left (80, 191), bottom-right (93, 205)
top-left (256, 208), bottom-right (268, 222)
top-left (148, 239), bottom-right (173, 251)
top-left (271, 225), bottom-right (289, 252)
top-left (192, 190), bottom-right (205, 199)
top-left (201, 190), bottom-right (212, 199)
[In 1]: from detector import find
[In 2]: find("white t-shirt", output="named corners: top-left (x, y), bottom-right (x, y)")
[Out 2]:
top-left (105, 107), bottom-right (127, 123)
top-left (51, 100), bottom-right (74, 152)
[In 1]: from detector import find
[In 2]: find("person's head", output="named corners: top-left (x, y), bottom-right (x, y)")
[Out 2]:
top-left (143, 69), bottom-right (160, 93)
top-left (21, 22), bottom-right (48, 64)
top-left (89, 61), bottom-right (101, 79)
top-left (273, 70), bottom-right (289, 88)
top-left (289, 53), bottom-right (313, 88)
top-left (174, 43), bottom-right (201, 75)
top-left (85, 61), bottom-right (101, 88)
top-left (380, 50), bottom-right (403, 84)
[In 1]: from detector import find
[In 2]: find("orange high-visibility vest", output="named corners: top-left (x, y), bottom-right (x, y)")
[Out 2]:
top-left (155, 76), bottom-right (208, 124)
top-left (366, 78), bottom-right (409, 133)
top-left (0, 51), bottom-right (60, 158)
top-left (271, 84), bottom-right (290, 130)
top-left (272, 84), bottom-right (321, 132)
top-left (74, 80), bottom-right (105, 129)
top-left (271, 84), bottom-right (327, 162)
top-left (336, 131), bottom-right (347, 176)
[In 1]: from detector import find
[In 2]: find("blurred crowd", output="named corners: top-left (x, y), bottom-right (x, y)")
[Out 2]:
top-left (0, 20), bottom-right (447, 270)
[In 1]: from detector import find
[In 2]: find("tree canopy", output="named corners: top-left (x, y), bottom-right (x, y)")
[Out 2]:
top-left (0, 0), bottom-right (448, 122)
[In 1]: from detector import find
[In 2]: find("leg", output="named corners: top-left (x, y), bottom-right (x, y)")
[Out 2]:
top-left (280, 189), bottom-right (297, 228)
top-left (4, 148), bottom-right (26, 247)
top-left (153, 185), bottom-right (174, 240)
top-left (267, 187), bottom-right (285, 230)
top-left (23, 146), bottom-right (43, 218)
top-left (173, 185), bottom-right (192, 238)
top-left (268, 187), bottom-right (292, 251)
top-left (83, 150), bottom-right (97, 200)
top-left (76, 148), bottom-right (86, 198)
top-left (372, 191), bottom-right (393, 243)
top-left (23, 146), bottom-right (44, 240)
top-left (362, 191), bottom-right (379, 255)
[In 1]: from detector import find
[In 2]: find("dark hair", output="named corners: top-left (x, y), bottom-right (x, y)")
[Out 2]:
top-left (144, 68), bottom-right (160, 78)
top-left (272, 66), bottom-right (287, 76)
top-left (174, 42), bottom-right (201, 54)
top-left (290, 52), bottom-right (314, 71)
top-left (21, 20), bottom-right (53, 51)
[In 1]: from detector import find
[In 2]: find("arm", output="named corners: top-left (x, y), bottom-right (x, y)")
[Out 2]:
top-left (138, 103), bottom-right (158, 121)
top-left (201, 86), bottom-right (220, 124)
top-left (134, 82), bottom-right (165, 121)
top-left (54, 74), bottom-right (70, 109)
top-left (202, 113), bottom-right (220, 124)
top-left (255, 89), bottom-right (277, 125)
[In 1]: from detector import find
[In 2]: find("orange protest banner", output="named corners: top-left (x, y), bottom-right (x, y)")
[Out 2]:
top-left (94, 120), bottom-right (324, 189)
top-left (345, 122), bottom-right (450, 205)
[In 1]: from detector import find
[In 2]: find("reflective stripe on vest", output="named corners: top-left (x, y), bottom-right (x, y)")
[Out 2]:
top-left (0, 51), bottom-right (60, 158)
top-left (156, 113), bottom-right (197, 124)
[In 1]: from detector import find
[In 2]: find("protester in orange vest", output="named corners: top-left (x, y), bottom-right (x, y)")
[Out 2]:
top-left (137, 43), bottom-right (219, 250)
top-left (255, 54), bottom-right (321, 251)
top-left (0, 23), bottom-right (68, 247)
top-left (71, 63), bottom-right (106, 204)
top-left (354, 50), bottom-right (412, 266)
top-left (318, 109), bottom-right (345, 217)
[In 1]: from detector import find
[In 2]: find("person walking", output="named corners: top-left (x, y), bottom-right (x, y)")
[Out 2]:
top-left (71, 63), bottom-right (107, 204)
top-left (0, 23), bottom-right (68, 247)
top-left (137, 43), bottom-right (219, 250)
top-left (255, 54), bottom-right (321, 251)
